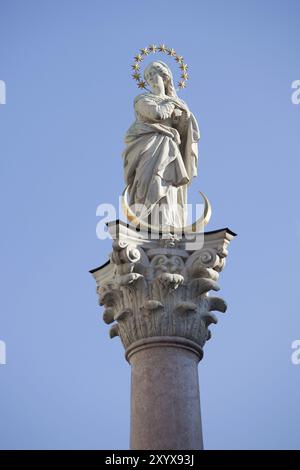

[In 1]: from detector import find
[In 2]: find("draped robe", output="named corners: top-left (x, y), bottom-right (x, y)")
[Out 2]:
top-left (122, 93), bottom-right (200, 228)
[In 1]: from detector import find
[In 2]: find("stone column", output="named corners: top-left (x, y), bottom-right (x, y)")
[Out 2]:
top-left (127, 336), bottom-right (203, 450)
top-left (90, 221), bottom-right (236, 450)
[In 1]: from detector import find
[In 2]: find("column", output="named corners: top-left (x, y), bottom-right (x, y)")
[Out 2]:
top-left (90, 221), bottom-right (236, 450)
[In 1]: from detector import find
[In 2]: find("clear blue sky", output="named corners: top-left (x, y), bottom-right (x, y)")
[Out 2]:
top-left (0, 0), bottom-right (300, 450)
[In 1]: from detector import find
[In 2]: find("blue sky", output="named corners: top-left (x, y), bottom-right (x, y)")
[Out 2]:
top-left (0, 0), bottom-right (300, 449)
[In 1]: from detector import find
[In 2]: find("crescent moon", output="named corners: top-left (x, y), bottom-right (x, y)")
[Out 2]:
top-left (121, 185), bottom-right (212, 234)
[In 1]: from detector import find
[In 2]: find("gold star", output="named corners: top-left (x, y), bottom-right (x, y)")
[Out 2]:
top-left (140, 47), bottom-right (149, 56)
top-left (178, 80), bottom-right (186, 88)
top-left (138, 80), bottom-right (147, 89)
top-left (179, 63), bottom-right (188, 71)
top-left (175, 55), bottom-right (184, 63)
top-left (131, 63), bottom-right (140, 70)
top-left (181, 72), bottom-right (189, 80)
top-left (132, 73), bottom-right (141, 81)
top-left (168, 48), bottom-right (176, 56)
top-left (158, 44), bottom-right (167, 52)
top-left (148, 44), bottom-right (157, 53)
top-left (134, 54), bottom-right (143, 62)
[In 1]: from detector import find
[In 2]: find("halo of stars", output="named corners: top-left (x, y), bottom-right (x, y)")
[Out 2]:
top-left (131, 44), bottom-right (189, 90)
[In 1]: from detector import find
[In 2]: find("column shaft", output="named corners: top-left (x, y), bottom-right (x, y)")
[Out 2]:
top-left (126, 336), bottom-right (203, 450)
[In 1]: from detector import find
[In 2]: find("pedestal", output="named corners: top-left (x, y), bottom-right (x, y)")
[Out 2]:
top-left (90, 220), bottom-right (236, 450)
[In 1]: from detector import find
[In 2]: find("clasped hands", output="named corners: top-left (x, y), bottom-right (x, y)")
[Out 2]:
top-left (168, 97), bottom-right (190, 119)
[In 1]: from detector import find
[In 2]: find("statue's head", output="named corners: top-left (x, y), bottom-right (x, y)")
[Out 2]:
top-left (144, 61), bottom-right (177, 97)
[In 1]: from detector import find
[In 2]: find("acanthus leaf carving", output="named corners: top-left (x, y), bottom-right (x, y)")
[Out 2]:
top-left (91, 225), bottom-right (236, 354)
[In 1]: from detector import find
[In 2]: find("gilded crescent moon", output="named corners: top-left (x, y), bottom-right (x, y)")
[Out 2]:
top-left (121, 185), bottom-right (211, 233)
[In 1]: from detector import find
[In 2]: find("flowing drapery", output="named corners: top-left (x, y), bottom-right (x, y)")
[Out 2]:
top-left (122, 93), bottom-right (200, 228)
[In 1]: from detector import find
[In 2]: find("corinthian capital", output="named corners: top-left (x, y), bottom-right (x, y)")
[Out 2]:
top-left (90, 221), bottom-right (236, 358)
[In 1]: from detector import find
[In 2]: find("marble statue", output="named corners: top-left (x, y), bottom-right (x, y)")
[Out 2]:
top-left (122, 61), bottom-right (200, 229)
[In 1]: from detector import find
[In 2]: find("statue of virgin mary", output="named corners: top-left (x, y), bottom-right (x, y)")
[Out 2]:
top-left (122, 60), bottom-right (200, 229)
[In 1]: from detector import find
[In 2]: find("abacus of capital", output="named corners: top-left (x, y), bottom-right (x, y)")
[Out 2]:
top-left (90, 47), bottom-right (236, 450)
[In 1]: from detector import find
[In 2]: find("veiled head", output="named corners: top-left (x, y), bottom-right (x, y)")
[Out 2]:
top-left (144, 61), bottom-right (177, 97)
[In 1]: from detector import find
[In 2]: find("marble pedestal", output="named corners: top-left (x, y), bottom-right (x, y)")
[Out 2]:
top-left (90, 220), bottom-right (236, 450)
